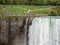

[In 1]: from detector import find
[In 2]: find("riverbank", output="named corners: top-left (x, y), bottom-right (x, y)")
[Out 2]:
top-left (0, 5), bottom-right (60, 16)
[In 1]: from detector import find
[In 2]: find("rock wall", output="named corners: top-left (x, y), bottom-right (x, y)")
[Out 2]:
top-left (0, 17), bottom-right (26, 45)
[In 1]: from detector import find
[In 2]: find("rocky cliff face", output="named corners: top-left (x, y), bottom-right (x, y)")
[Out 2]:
top-left (0, 17), bottom-right (26, 45)
top-left (0, 17), bottom-right (33, 45)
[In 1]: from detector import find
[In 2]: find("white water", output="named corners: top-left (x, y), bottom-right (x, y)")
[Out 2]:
top-left (29, 17), bottom-right (60, 45)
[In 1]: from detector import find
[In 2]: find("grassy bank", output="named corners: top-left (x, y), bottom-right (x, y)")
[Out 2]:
top-left (0, 5), bottom-right (60, 16)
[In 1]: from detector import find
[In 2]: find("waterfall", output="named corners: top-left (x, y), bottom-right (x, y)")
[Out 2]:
top-left (29, 17), bottom-right (60, 45)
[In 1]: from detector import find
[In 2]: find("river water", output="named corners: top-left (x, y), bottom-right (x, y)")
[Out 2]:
top-left (29, 17), bottom-right (60, 45)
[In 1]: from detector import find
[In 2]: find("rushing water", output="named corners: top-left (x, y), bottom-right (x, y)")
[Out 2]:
top-left (29, 17), bottom-right (60, 45)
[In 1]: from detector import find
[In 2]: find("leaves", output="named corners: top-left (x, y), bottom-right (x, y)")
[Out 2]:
top-left (0, 0), bottom-right (60, 5)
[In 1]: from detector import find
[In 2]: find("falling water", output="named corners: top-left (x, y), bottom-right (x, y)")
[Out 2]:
top-left (29, 17), bottom-right (60, 45)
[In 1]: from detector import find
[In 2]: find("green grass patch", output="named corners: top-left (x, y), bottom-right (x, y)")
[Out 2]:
top-left (4, 5), bottom-right (50, 14)
top-left (0, 5), bottom-right (60, 16)
top-left (32, 10), bottom-right (46, 14)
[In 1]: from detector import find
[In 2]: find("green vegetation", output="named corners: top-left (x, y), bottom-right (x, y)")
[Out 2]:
top-left (0, 0), bottom-right (60, 5)
top-left (0, 5), bottom-right (60, 16)
top-left (0, 5), bottom-right (50, 14)
top-left (46, 6), bottom-right (60, 16)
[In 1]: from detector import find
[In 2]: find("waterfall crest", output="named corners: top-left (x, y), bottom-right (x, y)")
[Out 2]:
top-left (29, 17), bottom-right (60, 45)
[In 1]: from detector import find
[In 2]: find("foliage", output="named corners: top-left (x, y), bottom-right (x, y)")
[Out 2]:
top-left (47, 6), bottom-right (60, 16)
top-left (0, 5), bottom-right (60, 16)
top-left (0, 0), bottom-right (60, 5)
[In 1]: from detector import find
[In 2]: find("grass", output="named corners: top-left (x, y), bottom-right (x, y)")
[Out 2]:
top-left (32, 10), bottom-right (46, 14)
top-left (6, 5), bottom-right (27, 14)
top-left (0, 5), bottom-right (50, 14)
top-left (0, 5), bottom-right (60, 16)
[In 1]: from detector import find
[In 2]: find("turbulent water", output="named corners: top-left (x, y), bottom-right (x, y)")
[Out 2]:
top-left (29, 17), bottom-right (60, 45)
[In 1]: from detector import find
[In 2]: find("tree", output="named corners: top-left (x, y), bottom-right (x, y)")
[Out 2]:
top-left (28, 0), bottom-right (32, 5)
top-left (0, 0), bottom-right (2, 4)
top-left (0, 0), bottom-right (60, 5)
